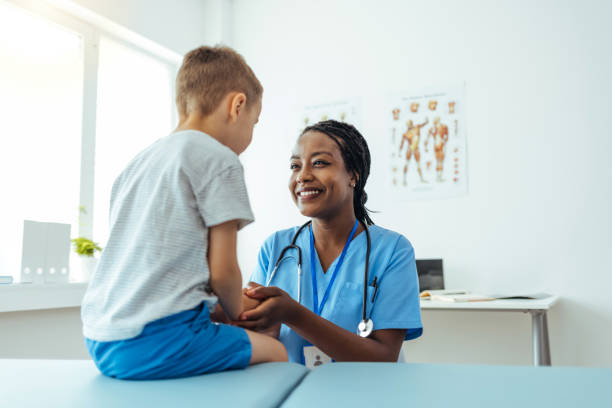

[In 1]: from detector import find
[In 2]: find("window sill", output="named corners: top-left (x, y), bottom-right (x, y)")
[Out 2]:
top-left (0, 282), bottom-right (87, 313)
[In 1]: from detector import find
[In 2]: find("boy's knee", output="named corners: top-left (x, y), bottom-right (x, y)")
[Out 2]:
top-left (259, 336), bottom-right (288, 362)
top-left (272, 339), bottom-right (288, 362)
top-left (247, 330), bottom-right (288, 364)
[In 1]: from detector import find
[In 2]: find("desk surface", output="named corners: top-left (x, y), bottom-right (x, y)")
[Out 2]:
top-left (421, 295), bottom-right (559, 311)
top-left (282, 362), bottom-right (612, 407)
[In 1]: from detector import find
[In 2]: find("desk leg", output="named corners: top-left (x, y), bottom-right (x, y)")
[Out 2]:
top-left (531, 311), bottom-right (551, 366)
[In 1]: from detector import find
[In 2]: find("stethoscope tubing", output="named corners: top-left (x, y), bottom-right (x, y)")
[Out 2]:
top-left (361, 223), bottom-right (371, 324)
top-left (269, 220), bottom-right (372, 327)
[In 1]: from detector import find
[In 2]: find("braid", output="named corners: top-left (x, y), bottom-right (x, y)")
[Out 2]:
top-left (301, 120), bottom-right (374, 226)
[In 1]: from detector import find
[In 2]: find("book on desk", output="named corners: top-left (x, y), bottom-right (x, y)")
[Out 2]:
top-left (0, 276), bottom-right (14, 285)
top-left (420, 289), bottom-right (494, 302)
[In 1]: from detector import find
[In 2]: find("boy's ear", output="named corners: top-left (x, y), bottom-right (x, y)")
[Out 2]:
top-left (228, 92), bottom-right (247, 122)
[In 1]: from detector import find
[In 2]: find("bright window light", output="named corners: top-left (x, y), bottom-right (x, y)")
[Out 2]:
top-left (0, 1), bottom-right (83, 281)
top-left (93, 37), bottom-right (174, 247)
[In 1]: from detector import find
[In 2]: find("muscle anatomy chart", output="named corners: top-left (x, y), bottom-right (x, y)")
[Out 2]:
top-left (388, 85), bottom-right (467, 200)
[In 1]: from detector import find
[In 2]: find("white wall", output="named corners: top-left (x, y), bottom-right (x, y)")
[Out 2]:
top-left (0, 308), bottom-right (88, 359)
top-left (68, 0), bottom-right (210, 55)
top-left (232, 0), bottom-right (612, 366)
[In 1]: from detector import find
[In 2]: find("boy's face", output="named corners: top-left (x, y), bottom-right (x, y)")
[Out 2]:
top-left (234, 98), bottom-right (262, 154)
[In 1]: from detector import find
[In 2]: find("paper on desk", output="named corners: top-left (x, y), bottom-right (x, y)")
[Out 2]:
top-left (419, 289), bottom-right (468, 298)
top-left (431, 293), bottom-right (495, 302)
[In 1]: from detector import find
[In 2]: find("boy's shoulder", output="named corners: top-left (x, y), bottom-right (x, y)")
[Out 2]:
top-left (168, 130), bottom-right (235, 156)
top-left (166, 130), bottom-right (241, 169)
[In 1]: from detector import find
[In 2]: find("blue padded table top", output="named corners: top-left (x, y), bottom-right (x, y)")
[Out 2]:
top-left (1, 359), bottom-right (308, 408)
top-left (281, 362), bottom-right (612, 408)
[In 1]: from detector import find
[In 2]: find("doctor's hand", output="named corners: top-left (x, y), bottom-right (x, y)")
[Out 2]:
top-left (234, 285), bottom-right (298, 334)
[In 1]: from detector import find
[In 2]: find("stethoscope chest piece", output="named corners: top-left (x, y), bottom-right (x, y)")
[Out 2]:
top-left (357, 318), bottom-right (374, 338)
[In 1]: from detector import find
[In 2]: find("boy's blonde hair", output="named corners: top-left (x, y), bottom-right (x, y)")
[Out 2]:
top-left (176, 45), bottom-right (263, 117)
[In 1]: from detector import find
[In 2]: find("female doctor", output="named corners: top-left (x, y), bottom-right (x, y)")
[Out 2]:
top-left (237, 120), bottom-right (423, 364)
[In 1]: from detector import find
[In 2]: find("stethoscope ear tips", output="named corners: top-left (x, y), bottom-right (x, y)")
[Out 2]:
top-left (357, 319), bottom-right (374, 338)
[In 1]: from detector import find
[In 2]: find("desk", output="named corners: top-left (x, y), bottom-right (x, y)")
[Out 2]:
top-left (420, 296), bottom-right (559, 366)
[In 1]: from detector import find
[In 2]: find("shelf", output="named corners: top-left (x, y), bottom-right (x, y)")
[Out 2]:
top-left (0, 282), bottom-right (88, 313)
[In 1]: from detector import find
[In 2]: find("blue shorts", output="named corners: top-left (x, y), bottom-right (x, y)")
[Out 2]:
top-left (85, 302), bottom-right (252, 380)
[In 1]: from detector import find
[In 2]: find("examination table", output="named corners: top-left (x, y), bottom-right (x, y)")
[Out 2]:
top-left (2, 359), bottom-right (611, 407)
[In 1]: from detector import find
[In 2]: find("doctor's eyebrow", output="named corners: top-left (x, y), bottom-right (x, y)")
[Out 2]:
top-left (290, 151), bottom-right (334, 160)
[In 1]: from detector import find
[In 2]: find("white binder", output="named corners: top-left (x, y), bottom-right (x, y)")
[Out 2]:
top-left (20, 220), bottom-right (71, 284)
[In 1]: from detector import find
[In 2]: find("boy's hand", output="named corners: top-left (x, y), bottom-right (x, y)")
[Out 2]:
top-left (242, 287), bottom-right (262, 312)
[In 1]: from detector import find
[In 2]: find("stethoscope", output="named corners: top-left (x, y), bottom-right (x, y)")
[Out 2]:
top-left (265, 220), bottom-right (376, 338)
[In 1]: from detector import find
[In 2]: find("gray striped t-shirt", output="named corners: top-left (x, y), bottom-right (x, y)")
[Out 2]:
top-left (81, 130), bottom-right (254, 341)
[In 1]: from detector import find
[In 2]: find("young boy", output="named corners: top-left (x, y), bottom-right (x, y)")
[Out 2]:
top-left (81, 46), bottom-right (287, 380)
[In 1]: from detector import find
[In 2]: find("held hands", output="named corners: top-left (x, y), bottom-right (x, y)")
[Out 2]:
top-left (209, 282), bottom-right (294, 338)
top-left (209, 286), bottom-right (262, 324)
top-left (242, 286), bottom-right (262, 313)
top-left (234, 282), bottom-right (297, 336)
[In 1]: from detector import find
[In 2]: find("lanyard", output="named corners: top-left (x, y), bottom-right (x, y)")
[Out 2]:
top-left (309, 219), bottom-right (359, 316)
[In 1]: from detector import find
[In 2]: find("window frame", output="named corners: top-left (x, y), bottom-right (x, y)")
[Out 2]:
top-left (4, 0), bottom-right (180, 241)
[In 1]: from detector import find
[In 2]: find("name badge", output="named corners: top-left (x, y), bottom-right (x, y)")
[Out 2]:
top-left (303, 345), bottom-right (332, 369)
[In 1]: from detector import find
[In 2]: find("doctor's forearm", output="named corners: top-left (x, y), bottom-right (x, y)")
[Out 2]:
top-left (286, 306), bottom-right (400, 362)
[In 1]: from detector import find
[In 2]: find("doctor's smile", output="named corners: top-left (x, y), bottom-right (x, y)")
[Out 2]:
top-left (295, 188), bottom-right (322, 200)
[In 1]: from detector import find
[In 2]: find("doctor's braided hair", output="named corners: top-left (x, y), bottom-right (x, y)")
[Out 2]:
top-left (300, 120), bottom-right (374, 226)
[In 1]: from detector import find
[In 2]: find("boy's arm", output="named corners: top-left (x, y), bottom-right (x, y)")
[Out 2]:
top-left (210, 289), bottom-right (261, 323)
top-left (208, 220), bottom-right (243, 321)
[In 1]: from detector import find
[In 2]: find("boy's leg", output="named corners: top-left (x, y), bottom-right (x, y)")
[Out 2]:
top-left (245, 329), bottom-right (288, 364)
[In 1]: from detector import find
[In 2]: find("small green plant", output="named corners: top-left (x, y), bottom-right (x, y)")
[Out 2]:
top-left (71, 237), bottom-right (102, 257)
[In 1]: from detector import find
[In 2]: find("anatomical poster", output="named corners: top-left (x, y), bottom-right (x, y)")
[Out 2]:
top-left (387, 84), bottom-right (467, 200)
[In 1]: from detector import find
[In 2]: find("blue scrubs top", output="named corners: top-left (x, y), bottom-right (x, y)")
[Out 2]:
top-left (250, 224), bottom-right (423, 363)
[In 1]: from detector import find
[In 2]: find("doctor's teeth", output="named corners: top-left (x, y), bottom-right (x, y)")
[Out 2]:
top-left (300, 191), bottom-right (319, 196)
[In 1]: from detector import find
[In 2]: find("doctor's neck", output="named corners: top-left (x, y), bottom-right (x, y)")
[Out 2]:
top-left (311, 211), bottom-right (363, 246)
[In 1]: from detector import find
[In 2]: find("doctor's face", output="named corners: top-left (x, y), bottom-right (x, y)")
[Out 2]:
top-left (289, 131), bottom-right (355, 220)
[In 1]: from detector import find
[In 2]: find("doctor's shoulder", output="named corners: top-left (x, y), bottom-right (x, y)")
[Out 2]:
top-left (260, 225), bottom-right (303, 252)
top-left (368, 225), bottom-right (416, 262)
top-left (256, 226), bottom-right (301, 265)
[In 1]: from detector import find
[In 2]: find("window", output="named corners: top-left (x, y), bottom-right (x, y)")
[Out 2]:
top-left (0, 0), bottom-right (178, 282)
top-left (0, 1), bottom-right (83, 280)
top-left (93, 37), bottom-right (174, 246)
